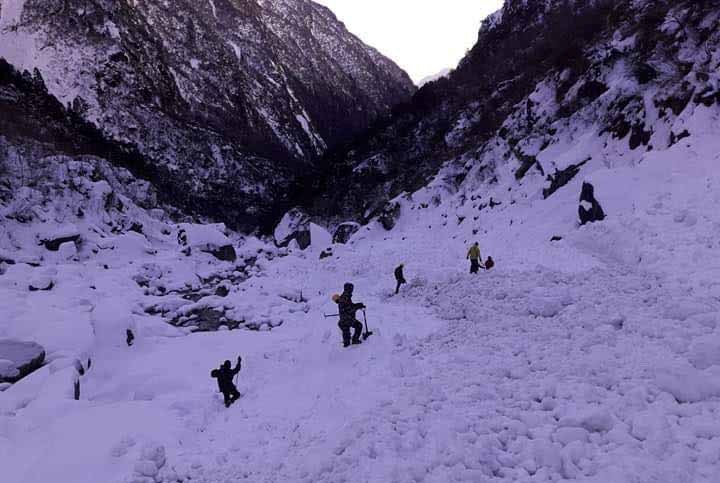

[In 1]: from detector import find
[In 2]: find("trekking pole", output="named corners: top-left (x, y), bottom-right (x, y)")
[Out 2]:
top-left (323, 313), bottom-right (340, 318)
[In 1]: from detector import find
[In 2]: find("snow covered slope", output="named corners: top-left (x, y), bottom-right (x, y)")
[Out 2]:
top-left (0, 0), bottom-right (414, 230)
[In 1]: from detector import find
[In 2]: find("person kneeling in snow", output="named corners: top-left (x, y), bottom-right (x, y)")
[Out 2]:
top-left (333, 283), bottom-right (365, 347)
top-left (211, 356), bottom-right (242, 407)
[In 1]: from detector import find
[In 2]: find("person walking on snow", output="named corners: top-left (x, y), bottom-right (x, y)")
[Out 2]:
top-left (394, 263), bottom-right (406, 295)
top-left (211, 356), bottom-right (242, 407)
top-left (333, 283), bottom-right (365, 347)
top-left (467, 242), bottom-right (483, 274)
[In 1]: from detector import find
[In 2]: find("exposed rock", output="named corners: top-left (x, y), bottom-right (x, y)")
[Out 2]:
top-left (210, 245), bottom-right (237, 263)
top-left (543, 159), bottom-right (589, 199)
top-left (0, 339), bottom-right (46, 383)
top-left (332, 222), bottom-right (361, 244)
top-left (215, 285), bottom-right (230, 298)
top-left (579, 182), bottom-right (606, 226)
top-left (319, 249), bottom-right (333, 260)
top-left (177, 223), bottom-right (236, 261)
top-left (40, 234), bottom-right (80, 252)
top-left (378, 202), bottom-right (401, 231)
top-left (274, 208), bottom-right (312, 250)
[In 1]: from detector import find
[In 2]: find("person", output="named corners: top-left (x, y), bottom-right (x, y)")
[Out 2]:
top-left (333, 283), bottom-right (365, 347)
top-left (211, 356), bottom-right (242, 407)
top-left (394, 263), bottom-right (406, 295)
top-left (126, 329), bottom-right (135, 347)
top-left (467, 242), bottom-right (483, 274)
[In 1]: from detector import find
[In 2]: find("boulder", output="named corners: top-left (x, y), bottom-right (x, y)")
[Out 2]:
top-left (578, 182), bottom-right (605, 225)
top-left (333, 222), bottom-right (361, 244)
top-left (274, 208), bottom-right (311, 250)
top-left (210, 245), bottom-right (237, 262)
top-left (41, 234), bottom-right (80, 251)
top-left (378, 202), bottom-right (401, 231)
top-left (0, 339), bottom-right (46, 383)
top-left (29, 275), bottom-right (55, 292)
top-left (177, 223), bottom-right (236, 262)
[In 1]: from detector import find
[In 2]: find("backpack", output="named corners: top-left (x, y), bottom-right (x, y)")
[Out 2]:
top-left (485, 257), bottom-right (495, 270)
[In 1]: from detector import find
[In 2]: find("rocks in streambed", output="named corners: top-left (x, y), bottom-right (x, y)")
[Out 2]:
top-left (0, 339), bottom-right (46, 383)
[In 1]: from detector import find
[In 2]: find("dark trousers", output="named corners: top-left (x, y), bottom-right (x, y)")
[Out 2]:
top-left (339, 320), bottom-right (363, 345)
top-left (470, 259), bottom-right (480, 274)
top-left (395, 279), bottom-right (406, 294)
top-left (222, 386), bottom-right (240, 407)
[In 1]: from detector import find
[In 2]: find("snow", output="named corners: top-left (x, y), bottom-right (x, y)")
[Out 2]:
top-left (2, 50), bottom-right (720, 483)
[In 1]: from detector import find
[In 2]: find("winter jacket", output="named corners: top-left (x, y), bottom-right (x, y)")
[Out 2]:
top-left (212, 361), bottom-right (241, 392)
top-left (337, 292), bottom-right (363, 324)
top-left (467, 245), bottom-right (481, 260)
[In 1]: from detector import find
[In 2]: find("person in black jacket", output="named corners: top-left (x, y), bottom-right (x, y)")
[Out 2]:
top-left (394, 264), bottom-right (406, 295)
top-left (333, 283), bottom-right (365, 347)
top-left (211, 356), bottom-right (242, 407)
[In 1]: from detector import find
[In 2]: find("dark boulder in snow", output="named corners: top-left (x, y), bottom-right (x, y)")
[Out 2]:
top-left (378, 202), bottom-right (401, 231)
top-left (0, 339), bottom-right (46, 383)
top-left (40, 230), bottom-right (81, 252)
top-left (210, 245), bottom-right (237, 263)
top-left (332, 222), bottom-right (361, 244)
top-left (579, 182), bottom-right (605, 225)
top-left (274, 209), bottom-right (312, 250)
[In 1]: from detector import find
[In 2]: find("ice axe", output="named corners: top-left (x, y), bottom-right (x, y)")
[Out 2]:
top-left (362, 309), bottom-right (373, 340)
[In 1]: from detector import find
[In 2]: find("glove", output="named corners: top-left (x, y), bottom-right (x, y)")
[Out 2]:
top-left (237, 356), bottom-right (242, 363)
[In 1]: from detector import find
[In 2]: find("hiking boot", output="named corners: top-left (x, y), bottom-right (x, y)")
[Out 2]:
top-left (351, 339), bottom-right (362, 345)
top-left (343, 341), bottom-right (351, 348)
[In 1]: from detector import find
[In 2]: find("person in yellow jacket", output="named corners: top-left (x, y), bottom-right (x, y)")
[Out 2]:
top-left (467, 242), bottom-right (483, 274)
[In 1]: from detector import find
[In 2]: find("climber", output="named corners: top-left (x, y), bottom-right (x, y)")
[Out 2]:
top-left (211, 356), bottom-right (242, 407)
top-left (467, 242), bottom-right (483, 274)
top-left (333, 283), bottom-right (365, 347)
top-left (484, 256), bottom-right (495, 271)
top-left (126, 329), bottom-right (135, 347)
top-left (394, 263), bottom-right (406, 295)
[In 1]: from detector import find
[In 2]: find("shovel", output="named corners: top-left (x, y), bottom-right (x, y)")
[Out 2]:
top-left (362, 309), bottom-right (374, 340)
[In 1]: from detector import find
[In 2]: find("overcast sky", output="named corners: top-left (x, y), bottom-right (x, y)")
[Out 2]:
top-left (314, 0), bottom-right (504, 84)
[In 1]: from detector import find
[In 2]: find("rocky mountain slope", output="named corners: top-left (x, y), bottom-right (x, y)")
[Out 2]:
top-left (310, 0), bottom-right (720, 227)
top-left (0, 0), bottom-right (414, 231)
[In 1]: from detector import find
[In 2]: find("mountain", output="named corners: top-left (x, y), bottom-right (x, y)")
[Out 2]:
top-left (309, 0), bottom-right (720, 227)
top-left (418, 68), bottom-right (452, 87)
top-left (0, 0), bottom-right (414, 231)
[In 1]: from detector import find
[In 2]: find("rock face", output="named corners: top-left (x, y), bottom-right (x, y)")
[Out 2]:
top-left (0, 339), bottom-right (46, 383)
top-left (332, 222), bottom-right (361, 244)
top-left (310, 0), bottom-right (720, 224)
top-left (579, 182), bottom-right (606, 225)
top-left (0, 0), bottom-right (414, 231)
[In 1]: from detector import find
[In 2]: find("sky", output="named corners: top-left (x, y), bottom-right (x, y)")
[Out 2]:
top-left (314, 0), bottom-right (505, 84)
